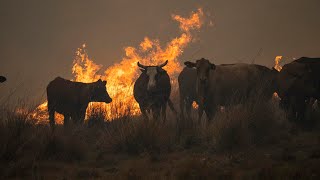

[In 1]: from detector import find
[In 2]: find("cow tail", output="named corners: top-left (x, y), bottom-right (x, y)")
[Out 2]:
top-left (168, 98), bottom-right (177, 115)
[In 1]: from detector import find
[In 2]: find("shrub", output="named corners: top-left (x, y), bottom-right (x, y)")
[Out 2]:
top-left (102, 117), bottom-right (176, 154)
top-left (209, 99), bottom-right (288, 151)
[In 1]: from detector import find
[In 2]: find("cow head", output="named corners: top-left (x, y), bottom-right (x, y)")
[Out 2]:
top-left (277, 61), bottom-right (319, 100)
top-left (184, 58), bottom-right (216, 104)
top-left (185, 58), bottom-right (215, 85)
top-left (137, 60), bottom-right (168, 91)
top-left (0, 76), bottom-right (6, 83)
top-left (91, 79), bottom-right (112, 103)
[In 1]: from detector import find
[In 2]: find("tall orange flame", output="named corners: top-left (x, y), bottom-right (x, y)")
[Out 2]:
top-left (273, 55), bottom-right (283, 100)
top-left (32, 8), bottom-right (205, 123)
top-left (274, 55), bottom-right (283, 72)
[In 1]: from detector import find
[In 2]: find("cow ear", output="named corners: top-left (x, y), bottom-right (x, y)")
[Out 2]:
top-left (184, 61), bottom-right (196, 68)
top-left (210, 63), bottom-right (216, 70)
top-left (103, 80), bottom-right (107, 85)
top-left (139, 68), bottom-right (146, 73)
top-left (157, 67), bottom-right (165, 73)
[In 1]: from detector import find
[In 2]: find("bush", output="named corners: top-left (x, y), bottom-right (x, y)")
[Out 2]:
top-left (209, 99), bottom-right (288, 151)
top-left (102, 117), bottom-right (176, 154)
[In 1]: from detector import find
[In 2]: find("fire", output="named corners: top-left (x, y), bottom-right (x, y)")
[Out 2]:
top-left (273, 92), bottom-right (281, 101)
top-left (192, 101), bottom-right (199, 109)
top-left (274, 55), bottom-right (283, 72)
top-left (272, 55), bottom-right (283, 100)
top-left (72, 43), bottom-right (102, 83)
top-left (32, 8), bottom-right (205, 123)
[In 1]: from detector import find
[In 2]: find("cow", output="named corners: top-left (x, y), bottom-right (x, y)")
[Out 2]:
top-left (47, 77), bottom-right (112, 127)
top-left (133, 60), bottom-right (176, 122)
top-left (178, 67), bottom-right (200, 119)
top-left (184, 58), bottom-right (277, 121)
top-left (275, 57), bottom-right (320, 121)
top-left (0, 76), bottom-right (6, 83)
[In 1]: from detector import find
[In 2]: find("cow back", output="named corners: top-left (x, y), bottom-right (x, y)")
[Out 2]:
top-left (207, 64), bottom-right (274, 104)
top-left (47, 77), bottom-right (92, 113)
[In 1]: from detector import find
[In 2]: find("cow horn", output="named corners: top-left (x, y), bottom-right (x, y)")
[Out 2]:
top-left (159, 60), bottom-right (168, 68)
top-left (137, 62), bottom-right (147, 69)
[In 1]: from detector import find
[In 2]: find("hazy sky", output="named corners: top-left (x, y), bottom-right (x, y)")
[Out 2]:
top-left (1, 0), bottom-right (320, 104)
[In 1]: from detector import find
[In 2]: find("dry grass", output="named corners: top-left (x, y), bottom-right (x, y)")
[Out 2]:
top-left (209, 99), bottom-right (289, 151)
top-left (0, 96), bottom-right (320, 179)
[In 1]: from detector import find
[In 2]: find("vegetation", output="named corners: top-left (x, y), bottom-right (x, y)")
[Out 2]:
top-left (0, 98), bottom-right (320, 179)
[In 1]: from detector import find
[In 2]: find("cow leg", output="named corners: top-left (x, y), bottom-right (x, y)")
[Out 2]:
top-left (79, 115), bottom-right (85, 124)
top-left (71, 113), bottom-right (79, 124)
top-left (284, 96), bottom-right (297, 121)
top-left (205, 107), bottom-right (215, 122)
top-left (161, 103), bottom-right (167, 123)
top-left (280, 96), bottom-right (290, 111)
top-left (48, 109), bottom-right (55, 128)
top-left (288, 96), bottom-right (305, 123)
top-left (47, 100), bottom-right (55, 127)
top-left (72, 115), bottom-right (82, 124)
top-left (63, 115), bottom-right (71, 127)
top-left (179, 96), bottom-right (185, 120)
top-left (79, 111), bottom-right (86, 124)
top-left (152, 106), bottom-right (161, 121)
top-left (71, 108), bottom-right (84, 125)
top-left (296, 98), bottom-right (307, 123)
top-left (139, 104), bottom-right (148, 120)
top-left (197, 105), bottom-right (204, 123)
top-left (185, 99), bottom-right (192, 120)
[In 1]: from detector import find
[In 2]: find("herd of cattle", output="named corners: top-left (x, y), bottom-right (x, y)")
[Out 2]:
top-left (182, 57), bottom-right (320, 122)
top-left (1, 57), bottom-right (319, 126)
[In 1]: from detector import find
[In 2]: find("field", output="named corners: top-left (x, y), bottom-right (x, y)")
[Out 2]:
top-left (1, 98), bottom-right (320, 179)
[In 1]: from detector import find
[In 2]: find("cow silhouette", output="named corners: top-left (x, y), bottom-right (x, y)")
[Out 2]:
top-left (47, 77), bottom-right (112, 126)
top-left (133, 60), bottom-right (176, 121)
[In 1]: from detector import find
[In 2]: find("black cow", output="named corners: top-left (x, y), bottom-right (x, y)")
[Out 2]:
top-left (178, 67), bottom-right (200, 119)
top-left (133, 60), bottom-right (176, 121)
top-left (0, 76), bottom-right (6, 83)
top-left (47, 77), bottom-right (112, 126)
top-left (276, 57), bottom-right (320, 120)
top-left (185, 58), bottom-right (277, 121)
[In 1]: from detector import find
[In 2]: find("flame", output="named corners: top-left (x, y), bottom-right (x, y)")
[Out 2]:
top-left (273, 92), bottom-right (281, 101)
top-left (272, 55), bottom-right (283, 100)
top-left (72, 44), bottom-right (102, 83)
top-left (274, 56), bottom-right (283, 72)
top-left (192, 101), bottom-right (199, 109)
top-left (32, 9), bottom-right (205, 123)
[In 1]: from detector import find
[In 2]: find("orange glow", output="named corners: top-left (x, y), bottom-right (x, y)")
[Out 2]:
top-left (272, 56), bottom-right (283, 100)
top-left (32, 9), bottom-right (205, 123)
top-left (192, 101), bottom-right (199, 109)
top-left (274, 56), bottom-right (283, 72)
top-left (273, 92), bottom-right (281, 101)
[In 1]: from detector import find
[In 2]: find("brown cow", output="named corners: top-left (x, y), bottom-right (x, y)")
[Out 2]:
top-left (47, 77), bottom-right (112, 126)
top-left (185, 58), bottom-right (276, 121)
